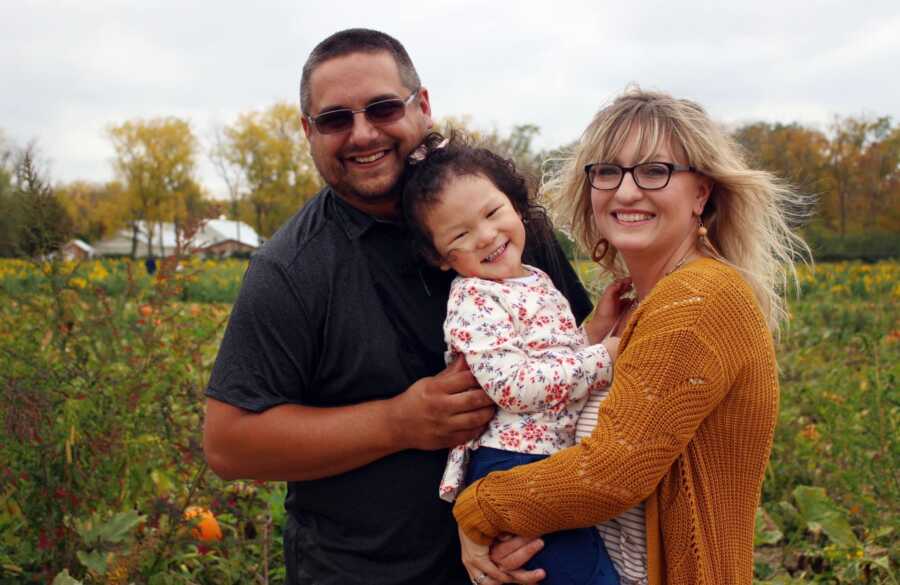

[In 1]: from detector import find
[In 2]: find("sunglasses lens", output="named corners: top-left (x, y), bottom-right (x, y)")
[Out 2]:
top-left (365, 99), bottom-right (406, 124)
top-left (315, 110), bottom-right (354, 134)
top-left (312, 94), bottom-right (412, 134)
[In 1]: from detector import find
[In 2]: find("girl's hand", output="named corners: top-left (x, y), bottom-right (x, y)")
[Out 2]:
top-left (459, 527), bottom-right (514, 584)
top-left (584, 277), bottom-right (633, 344)
top-left (600, 335), bottom-right (620, 361)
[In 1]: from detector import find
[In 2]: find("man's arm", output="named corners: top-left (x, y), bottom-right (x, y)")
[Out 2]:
top-left (203, 359), bottom-right (495, 481)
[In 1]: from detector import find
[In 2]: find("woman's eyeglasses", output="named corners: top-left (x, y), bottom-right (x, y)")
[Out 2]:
top-left (306, 89), bottom-right (420, 135)
top-left (584, 161), bottom-right (695, 190)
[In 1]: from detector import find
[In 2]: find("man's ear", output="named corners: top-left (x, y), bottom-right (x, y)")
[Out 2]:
top-left (417, 86), bottom-right (434, 130)
top-left (301, 115), bottom-right (312, 139)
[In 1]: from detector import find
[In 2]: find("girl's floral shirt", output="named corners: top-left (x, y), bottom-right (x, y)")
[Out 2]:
top-left (439, 265), bottom-right (612, 501)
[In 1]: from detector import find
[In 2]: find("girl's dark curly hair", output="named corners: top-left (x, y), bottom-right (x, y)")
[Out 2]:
top-left (402, 131), bottom-right (556, 268)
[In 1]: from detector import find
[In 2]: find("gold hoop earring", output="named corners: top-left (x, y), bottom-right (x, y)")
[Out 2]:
top-left (591, 238), bottom-right (609, 263)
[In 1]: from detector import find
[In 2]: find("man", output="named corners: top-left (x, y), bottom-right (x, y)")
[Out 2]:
top-left (203, 29), bottom-right (591, 585)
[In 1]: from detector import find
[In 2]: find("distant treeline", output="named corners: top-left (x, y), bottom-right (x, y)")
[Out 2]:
top-left (0, 108), bottom-right (897, 260)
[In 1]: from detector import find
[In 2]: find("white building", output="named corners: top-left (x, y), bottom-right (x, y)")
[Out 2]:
top-left (92, 219), bottom-right (262, 258)
top-left (193, 219), bottom-right (264, 257)
top-left (61, 239), bottom-right (95, 261)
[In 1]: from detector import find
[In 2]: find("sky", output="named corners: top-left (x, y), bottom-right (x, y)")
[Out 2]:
top-left (2, 0), bottom-right (899, 197)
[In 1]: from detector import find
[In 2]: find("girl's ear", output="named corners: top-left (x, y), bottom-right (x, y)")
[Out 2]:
top-left (436, 250), bottom-right (455, 272)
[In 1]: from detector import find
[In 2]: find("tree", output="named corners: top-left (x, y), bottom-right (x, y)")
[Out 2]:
top-left (0, 132), bottom-right (17, 256)
top-left (852, 118), bottom-right (899, 231)
top-left (821, 115), bottom-right (900, 236)
top-left (56, 180), bottom-right (130, 243)
top-left (212, 102), bottom-right (320, 237)
top-left (734, 122), bottom-right (829, 196)
top-left (10, 145), bottom-right (73, 257)
top-left (108, 117), bottom-right (204, 257)
top-left (210, 126), bottom-right (247, 242)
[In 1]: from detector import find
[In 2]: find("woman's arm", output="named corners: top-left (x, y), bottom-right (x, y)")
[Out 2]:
top-left (453, 277), bottom-right (763, 544)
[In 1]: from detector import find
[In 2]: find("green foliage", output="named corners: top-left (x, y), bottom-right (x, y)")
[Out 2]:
top-left (554, 230), bottom-right (577, 261)
top-left (2, 259), bottom-right (897, 583)
top-left (0, 257), bottom-right (278, 584)
top-left (0, 145), bottom-right (73, 258)
top-left (755, 261), bottom-right (899, 583)
top-left (804, 228), bottom-right (900, 261)
top-left (0, 142), bottom-right (18, 256)
top-left (792, 486), bottom-right (860, 549)
top-left (14, 149), bottom-right (73, 257)
top-left (51, 570), bottom-right (82, 585)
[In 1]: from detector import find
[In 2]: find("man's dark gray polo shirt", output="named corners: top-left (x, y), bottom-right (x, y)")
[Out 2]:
top-left (206, 187), bottom-right (591, 585)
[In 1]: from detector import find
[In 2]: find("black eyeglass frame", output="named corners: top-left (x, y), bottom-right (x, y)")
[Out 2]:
top-left (584, 161), bottom-right (696, 190)
top-left (305, 88), bottom-right (420, 135)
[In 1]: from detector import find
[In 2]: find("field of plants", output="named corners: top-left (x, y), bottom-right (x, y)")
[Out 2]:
top-left (0, 257), bottom-right (897, 584)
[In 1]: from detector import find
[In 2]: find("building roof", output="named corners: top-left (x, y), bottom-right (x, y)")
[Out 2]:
top-left (92, 219), bottom-right (261, 257)
top-left (197, 219), bottom-right (263, 249)
top-left (66, 239), bottom-right (94, 253)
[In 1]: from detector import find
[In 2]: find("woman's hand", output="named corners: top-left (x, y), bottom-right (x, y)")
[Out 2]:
top-left (459, 527), bottom-right (514, 584)
top-left (490, 534), bottom-right (547, 583)
top-left (584, 277), bottom-right (633, 344)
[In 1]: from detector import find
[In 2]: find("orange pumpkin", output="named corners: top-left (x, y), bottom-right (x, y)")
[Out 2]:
top-left (184, 506), bottom-right (223, 541)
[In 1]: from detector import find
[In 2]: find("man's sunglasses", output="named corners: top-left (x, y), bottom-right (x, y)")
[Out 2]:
top-left (306, 89), bottom-right (420, 135)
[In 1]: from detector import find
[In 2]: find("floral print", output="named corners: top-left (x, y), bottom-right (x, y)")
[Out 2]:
top-left (439, 266), bottom-right (612, 501)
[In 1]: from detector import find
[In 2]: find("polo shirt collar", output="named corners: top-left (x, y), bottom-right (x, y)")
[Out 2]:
top-left (328, 188), bottom-right (405, 240)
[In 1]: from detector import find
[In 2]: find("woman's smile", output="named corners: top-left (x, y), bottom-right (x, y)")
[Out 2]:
top-left (611, 209), bottom-right (656, 225)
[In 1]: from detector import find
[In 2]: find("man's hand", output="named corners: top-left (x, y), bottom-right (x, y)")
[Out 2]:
top-left (389, 358), bottom-right (495, 451)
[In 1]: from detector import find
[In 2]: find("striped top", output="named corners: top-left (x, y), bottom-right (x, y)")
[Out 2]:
top-left (576, 391), bottom-right (647, 585)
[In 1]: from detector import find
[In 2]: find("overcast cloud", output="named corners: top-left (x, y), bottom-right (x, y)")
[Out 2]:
top-left (2, 0), bottom-right (899, 196)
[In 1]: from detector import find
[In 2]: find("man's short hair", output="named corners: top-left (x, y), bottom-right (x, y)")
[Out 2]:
top-left (299, 28), bottom-right (421, 115)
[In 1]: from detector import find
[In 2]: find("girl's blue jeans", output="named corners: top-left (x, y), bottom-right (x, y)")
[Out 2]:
top-left (466, 446), bottom-right (620, 585)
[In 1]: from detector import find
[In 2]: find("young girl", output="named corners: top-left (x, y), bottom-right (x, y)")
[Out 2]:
top-left (403, 133), bottom-right (629, 585)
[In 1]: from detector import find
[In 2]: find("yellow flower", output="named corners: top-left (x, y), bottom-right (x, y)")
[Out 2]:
top-left (88, 263), bottom-right (109, 282)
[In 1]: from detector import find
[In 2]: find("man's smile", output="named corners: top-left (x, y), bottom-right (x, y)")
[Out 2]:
top-left (345, 149), bottom-right (391, 165)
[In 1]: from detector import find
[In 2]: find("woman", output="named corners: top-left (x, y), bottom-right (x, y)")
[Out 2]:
top-left (452, 88), bottom-right (807, 584)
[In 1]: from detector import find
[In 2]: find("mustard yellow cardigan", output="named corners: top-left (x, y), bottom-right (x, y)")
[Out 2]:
top-left (454, 259), bottom-right (779, 584)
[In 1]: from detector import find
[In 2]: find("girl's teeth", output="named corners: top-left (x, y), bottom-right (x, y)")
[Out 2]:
top-left (485, 242), bottom-right (507, 262)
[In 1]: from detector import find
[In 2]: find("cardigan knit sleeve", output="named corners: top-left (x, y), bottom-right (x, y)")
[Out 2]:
top-left (445, 279), bottom-right (612, 414)
top-left (453, 267), bottom-right (765, 544)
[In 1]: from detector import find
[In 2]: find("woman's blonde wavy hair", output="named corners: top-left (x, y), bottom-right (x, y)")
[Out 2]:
top-left (543, 87), bottom-right (809, 333)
